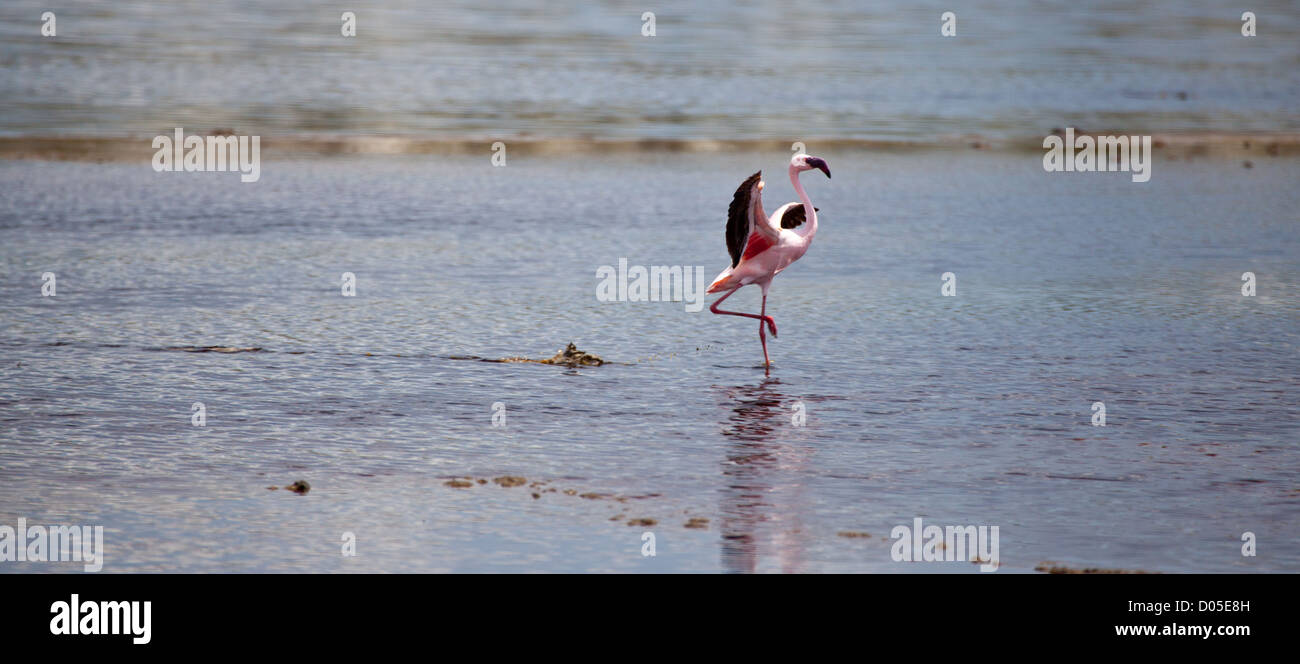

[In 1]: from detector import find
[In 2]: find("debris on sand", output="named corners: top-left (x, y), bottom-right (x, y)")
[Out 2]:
top-left (837, 530), bottom-right (871, 539)
top-left (435, 474), bottom-right (712, 533)
top-left (494, 343), bottom-right (605, 367)
top-left (285, 480), bottom-right (311, 494)
top-left (1035, 563), bottom-right (1156, 574)
top-left (539, 343), bottom-right (604, 367)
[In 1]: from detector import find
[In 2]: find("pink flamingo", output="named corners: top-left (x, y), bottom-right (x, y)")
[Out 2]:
top-left (708, 153), bottom-right (830, 375)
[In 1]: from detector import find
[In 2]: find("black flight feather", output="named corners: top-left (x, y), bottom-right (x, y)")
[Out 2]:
top-left (778, 204), bottom-right (819, 229)
top-left (726, 171), bottom-right (762, 268)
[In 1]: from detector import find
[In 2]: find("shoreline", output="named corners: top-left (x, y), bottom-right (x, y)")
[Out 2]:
top-left (2, 131), bottom-right (1299, 162)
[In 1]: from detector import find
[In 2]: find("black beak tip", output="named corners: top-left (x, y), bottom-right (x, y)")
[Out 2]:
top-left (807, 157), bottom-right (831, 178)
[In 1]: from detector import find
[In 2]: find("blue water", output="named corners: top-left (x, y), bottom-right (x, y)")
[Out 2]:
top-left (1, 0), bottom-right (1298, 142)
top-left (1, 149), bottom-right (1297, 572)
top-left (1, 0), bottom-right (1297, 573)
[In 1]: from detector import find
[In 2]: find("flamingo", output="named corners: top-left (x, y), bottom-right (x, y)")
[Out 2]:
top-left (708, 153), bottom-right (830, 375)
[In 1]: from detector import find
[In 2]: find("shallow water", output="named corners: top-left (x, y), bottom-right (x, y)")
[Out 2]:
top-left (1, 0), bottom-right (1298, 142)
top-left (1, 150), bottom-right (1297, 572)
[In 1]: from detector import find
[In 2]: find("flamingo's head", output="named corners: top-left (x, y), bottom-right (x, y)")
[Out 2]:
top-left (791, 153), bottom-right (831, 178)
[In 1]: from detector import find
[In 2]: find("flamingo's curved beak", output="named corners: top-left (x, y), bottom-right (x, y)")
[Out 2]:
top-left (807, 157), bottom-right (831, 178)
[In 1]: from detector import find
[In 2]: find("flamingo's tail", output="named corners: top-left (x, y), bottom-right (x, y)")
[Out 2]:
top-left (707, 267), bottom-right (736, 294)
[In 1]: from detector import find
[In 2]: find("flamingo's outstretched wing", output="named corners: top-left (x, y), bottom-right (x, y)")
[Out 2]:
top-left (726, 172), bottom-right (778, 268)
top-left (776, 203), bottom-right (819, 229)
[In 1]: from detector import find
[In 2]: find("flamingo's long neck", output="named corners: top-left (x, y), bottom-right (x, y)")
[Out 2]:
top-left (789, 164), bottom-right (817, 243)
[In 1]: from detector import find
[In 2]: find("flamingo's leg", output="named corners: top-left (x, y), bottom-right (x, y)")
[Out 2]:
top-left (710, 287), bottom-right (776, 335)
top-left (762, 293), bottom-right (776, 338)
top-left (758, 295), bottom-right (771, 374)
